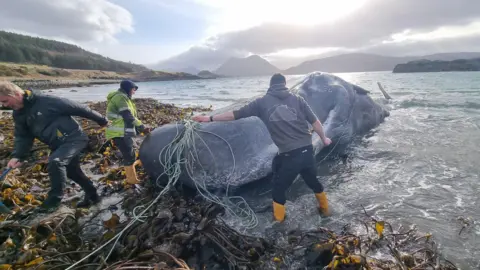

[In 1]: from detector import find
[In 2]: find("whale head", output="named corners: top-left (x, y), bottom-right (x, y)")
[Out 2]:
top-left (289, 72), bottom-right (350, 122)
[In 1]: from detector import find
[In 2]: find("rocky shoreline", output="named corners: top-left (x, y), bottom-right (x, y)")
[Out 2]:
top-left (1, 62), bottom-right (211, 90)
top-left (10, 78), bottom-right (120, 90)
top-left (11, 75), bottom-right (208, 91)
top-left (0, 98), bottom-right (461, 270)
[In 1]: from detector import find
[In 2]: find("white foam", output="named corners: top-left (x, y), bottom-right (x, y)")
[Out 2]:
top-left (441, 184), bottom-right (453, 190)
top-left (418, 178), bottom-right (434, 189)
top-left (455, 196), bottom-right (464, 207)
top-left (418, 209), bottom-right (438, 220)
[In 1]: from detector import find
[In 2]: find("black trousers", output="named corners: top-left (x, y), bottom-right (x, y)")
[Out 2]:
top-left (47, 139), bottom-right (97, 200)
top-left (271, 144), bottom-right (324, 205)
top-left (113, 136), bottom-right (136, 166)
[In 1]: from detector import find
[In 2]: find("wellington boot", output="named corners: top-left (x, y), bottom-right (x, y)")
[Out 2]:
top-left (125, 165), bottom-right (140, 185)
top-left (133, 159), bottom-right (142, 167)
top-left (315, 192), bottom-right (330, 217)
top-left (76, 192), bottom-right (101, 208)
top-left (38, 196), bottom-right (62, 213)
top-left (272, 201), bottom-right (286, 222)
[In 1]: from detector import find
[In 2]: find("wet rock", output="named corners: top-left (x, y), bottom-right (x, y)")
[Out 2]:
top-left (174, 207), bottom-right (187, 221)
top-left (155, 262), bottom-right (168, 269)
top-left (157, 209), bottom-right (173, 220)
top-left (172, 222), bottom-right (185, 232)
top-left (197, 217), bottom-right (208, 231)
top-left (293, 246), bottom-right (306, 257)
top-left (401, 254), bottom-right (415, 267)
top-left (305, 242), bottom-right (334, 267)
top-left (172, 232), bottom-right (192, 244)
top-left (154, 243), bottom-right (183, 257)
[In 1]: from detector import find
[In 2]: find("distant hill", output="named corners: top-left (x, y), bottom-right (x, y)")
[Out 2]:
top-left (0, 31), bottom-right (148, 73)
top-left (284, 52), bottom-right (480, 74)
top-left (154, 66), bottom-right (201, 75)
top-left (215, 55), bottom-right (280, 77)
top-left (393, 58), bottom-right (480, 73)
top-left (197, 70), bottom-right (219, 79)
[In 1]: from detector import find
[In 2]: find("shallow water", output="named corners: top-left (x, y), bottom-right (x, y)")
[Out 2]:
top-left (47, 71), bottom-right (480, 269)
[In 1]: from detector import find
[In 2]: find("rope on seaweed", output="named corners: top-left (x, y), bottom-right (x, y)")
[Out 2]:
top-left (155, 120), bottom-right (258, 230)
top-left (65, 119), bottom-right (258, 269)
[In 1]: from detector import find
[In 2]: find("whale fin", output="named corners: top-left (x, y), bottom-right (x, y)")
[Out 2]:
top-left (352, 84), bottom-right (370, 95)
top-left (377, 82), bottom-right (392, 100)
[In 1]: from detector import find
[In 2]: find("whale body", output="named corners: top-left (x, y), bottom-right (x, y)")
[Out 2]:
top-left (139, 72), bottom-right (391, 191)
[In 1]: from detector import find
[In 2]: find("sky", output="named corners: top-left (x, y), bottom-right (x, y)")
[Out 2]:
top-left (2, 0), bottom-right (480, 70)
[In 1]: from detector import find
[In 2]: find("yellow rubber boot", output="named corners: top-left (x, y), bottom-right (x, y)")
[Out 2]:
top-left (133, 159), bottom-right (142, 167)
top-left (125, 165), bottom-right (140, 185)
top-left (273, 201), bottom-right (286, 222)
top-left (315, 192), bottom-right (330, 216)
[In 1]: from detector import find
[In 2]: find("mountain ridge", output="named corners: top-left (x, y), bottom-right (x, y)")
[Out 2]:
top-left (284, 52), bottom-right (480, 74)
top-left (214, 55), bottom-right (280, 77)
top-left (191, 52), bottom-right (480, 77)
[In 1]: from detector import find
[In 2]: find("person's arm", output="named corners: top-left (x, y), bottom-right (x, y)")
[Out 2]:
top-left (312, 120), bottom-right (328, 143)
top-left (211, 112), bottom-right (235, 121)
top-left (232, 99), bottom-right (260, 120)
top-left (299, 97), bottom-right (331, 145)
top-left (192, 111), bottom-right (235, 122)
top-left (52, 96), bottom-right (108, 126)
top-left (193, 99), bottom-right (260, 122)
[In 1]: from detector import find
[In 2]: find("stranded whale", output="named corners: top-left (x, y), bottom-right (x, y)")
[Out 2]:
top-left (138, 72), bottom-right (391, 191)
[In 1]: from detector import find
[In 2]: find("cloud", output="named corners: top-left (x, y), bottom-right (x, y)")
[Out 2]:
top-left (364, 34), bottom-right (480, 57)
top-left (158, 0), bottom-right (480, 70)
top-left (0, 0), bottom-right (133, 42)
top-left (209, 0), bottom-right (480, 54)
top-left (152, 46), bottom-right (246, 71)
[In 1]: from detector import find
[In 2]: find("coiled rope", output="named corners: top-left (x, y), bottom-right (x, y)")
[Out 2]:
top-left (155, 120), bottom-right (258, 230)
top-left (66, 119), bottom-right (258, 269)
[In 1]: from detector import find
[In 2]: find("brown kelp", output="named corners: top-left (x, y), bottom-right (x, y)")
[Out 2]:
top-left (0, 98), bottom-right (459, 269)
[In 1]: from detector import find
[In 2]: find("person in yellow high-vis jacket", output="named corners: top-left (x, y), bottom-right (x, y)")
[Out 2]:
top-left (105, 80), bottom-right (150, 184)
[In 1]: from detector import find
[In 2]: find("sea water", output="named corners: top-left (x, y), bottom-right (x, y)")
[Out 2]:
top-left (48, 71), bottom-right (480, 268)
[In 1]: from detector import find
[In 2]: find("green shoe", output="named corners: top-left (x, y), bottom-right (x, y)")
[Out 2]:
top-left (76, 193), bottom-right (101, 208)
top-left (38, 197), bottom-right (62, 212)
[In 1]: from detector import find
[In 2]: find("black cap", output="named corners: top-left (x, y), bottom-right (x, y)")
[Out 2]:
top-left (120, 80), bottom-right (138, 91)
top-left (270, 73), bottom-right (286, 86)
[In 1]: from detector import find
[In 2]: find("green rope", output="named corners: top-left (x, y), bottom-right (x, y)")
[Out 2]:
top-left (66, 119), bottom-right (258, 269)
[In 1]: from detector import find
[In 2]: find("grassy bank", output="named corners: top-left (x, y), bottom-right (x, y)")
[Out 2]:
top-left (0, 62), bottom-right (205, 90)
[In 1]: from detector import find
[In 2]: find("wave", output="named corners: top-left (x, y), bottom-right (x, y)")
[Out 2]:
top-left (399, 99), bottom-right (480, 110)
top-left (390, 91), bottom-right (414, 96)
top-left (161, 96), bottom-right (239, 102)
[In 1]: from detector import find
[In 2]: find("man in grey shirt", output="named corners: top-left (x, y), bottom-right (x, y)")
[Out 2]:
top-left (193, 73), bottom-right (332, 222)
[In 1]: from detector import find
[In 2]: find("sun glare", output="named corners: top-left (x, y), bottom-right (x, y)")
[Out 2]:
top-left (260, 0), bottom-right (367, 26)
top-left (198, 0), bottom-right (367, 35)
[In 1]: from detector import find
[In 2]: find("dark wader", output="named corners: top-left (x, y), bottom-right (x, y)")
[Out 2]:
top-left (112, 137), bottom-right (136, 166)
top-left (47, 137), bottom-right (97, 203)
top-left (271, 144), bottom-right (324, 205)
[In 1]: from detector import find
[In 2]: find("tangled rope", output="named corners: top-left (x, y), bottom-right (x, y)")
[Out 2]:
top-left (156, 120), bottom-right (258, 230)
top-left (66, 119), bottom-right (258, 269)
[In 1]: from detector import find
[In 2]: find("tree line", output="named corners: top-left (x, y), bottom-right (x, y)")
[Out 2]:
top-left (0, 31), bottom-right (147, 73)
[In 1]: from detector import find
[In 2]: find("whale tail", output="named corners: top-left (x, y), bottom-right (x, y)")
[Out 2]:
top-left (377, 82), bottom-right (392, 100)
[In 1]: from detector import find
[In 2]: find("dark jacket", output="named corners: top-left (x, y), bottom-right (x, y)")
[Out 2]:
top-left (233, 84), bottom-right (318, 153)
top-left (12, 90), bottom-right (108, 160)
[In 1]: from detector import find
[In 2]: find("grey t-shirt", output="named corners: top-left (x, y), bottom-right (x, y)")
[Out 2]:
top-left (233, 86), bottom-right (318, 153)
